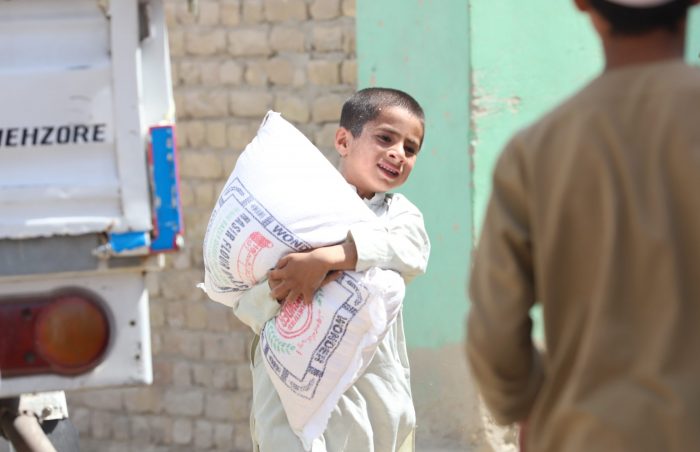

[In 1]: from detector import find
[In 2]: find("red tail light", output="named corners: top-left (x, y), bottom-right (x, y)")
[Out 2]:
top-left (0, 289), bottom-right (110, 377)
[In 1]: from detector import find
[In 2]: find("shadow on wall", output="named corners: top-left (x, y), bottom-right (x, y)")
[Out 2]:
top-left (410, 343), bottom-right (518, 452)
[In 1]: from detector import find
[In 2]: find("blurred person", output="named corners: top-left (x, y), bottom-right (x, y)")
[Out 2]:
top-left (467, 1), bottom-right (700, 451)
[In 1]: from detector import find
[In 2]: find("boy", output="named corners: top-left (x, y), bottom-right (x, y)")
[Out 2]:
top-left (234, 88), bottom-right (430, 451)
top-left (467, 1), bottom-right (700, 452)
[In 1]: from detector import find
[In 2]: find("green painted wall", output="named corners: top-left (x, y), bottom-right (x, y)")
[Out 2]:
top-left (358, 2), bottom-right (700, 348)
top-left (470, 2), bottom-right (601, 234)
top-left (357, 0), bottom-right (471, 348)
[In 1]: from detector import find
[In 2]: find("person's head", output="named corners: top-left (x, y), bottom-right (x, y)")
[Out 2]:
top-left (574, 0), bottom-right (697, 35)
top-left (335, 88), bottom-right (425, 199)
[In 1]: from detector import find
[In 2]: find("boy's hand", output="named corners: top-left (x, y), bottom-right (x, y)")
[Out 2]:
top-left (269, 248), bottom-right (342, 304)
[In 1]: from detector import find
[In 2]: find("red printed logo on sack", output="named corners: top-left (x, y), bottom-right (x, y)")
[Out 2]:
top-left (236, 232), bottom-right (273, 284)
top-left (276, 299), bottom-right (313, 339)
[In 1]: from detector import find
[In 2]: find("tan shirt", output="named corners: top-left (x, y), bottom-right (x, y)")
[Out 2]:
top-left (467, 60), bottom-right (700, 452)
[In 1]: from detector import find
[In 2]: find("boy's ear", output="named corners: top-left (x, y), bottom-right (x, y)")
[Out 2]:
top-left (335, 127), bottom-right (351, 157)
top-left (573, 0), bottom-right (588, 12)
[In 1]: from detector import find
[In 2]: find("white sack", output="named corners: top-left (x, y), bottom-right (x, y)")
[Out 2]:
top-left (202, 111), bottom-right (406, 448)
top-left (260, 268), bottom-right (405, 450)
top-left (202, 111), bottom-right (375, 306)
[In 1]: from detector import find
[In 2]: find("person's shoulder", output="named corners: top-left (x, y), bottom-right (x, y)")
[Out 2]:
top-left (385, 192), bottom-right (424, 218)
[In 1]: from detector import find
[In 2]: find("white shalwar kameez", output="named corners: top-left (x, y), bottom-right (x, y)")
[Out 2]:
top-left (233, 192), bottom-right (430, 452)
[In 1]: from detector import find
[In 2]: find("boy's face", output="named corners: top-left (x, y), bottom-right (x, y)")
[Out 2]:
top-left (335, 106), bottom-right (424, 199)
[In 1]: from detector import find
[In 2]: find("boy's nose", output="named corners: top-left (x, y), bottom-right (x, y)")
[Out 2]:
top-left (388, 146), bottom-right (406, 161)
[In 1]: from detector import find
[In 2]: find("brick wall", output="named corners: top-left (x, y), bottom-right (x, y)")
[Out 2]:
top-left (68, 1), bottom-right (357, 450)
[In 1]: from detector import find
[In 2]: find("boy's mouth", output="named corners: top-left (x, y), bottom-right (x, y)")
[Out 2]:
top-left (377, 162), bottom-right (400, 178)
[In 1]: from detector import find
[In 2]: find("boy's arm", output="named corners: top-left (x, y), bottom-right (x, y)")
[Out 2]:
top-left (269, 195), bottom-right (431, 303)
top-left (467, 139), bottom-right (543, 425)
top-left (269, 241), bottom-right (357, 304)
top-left (232, 279), bottom-right (281, 334)
top-left (348, 195), bottom-right (430, 283)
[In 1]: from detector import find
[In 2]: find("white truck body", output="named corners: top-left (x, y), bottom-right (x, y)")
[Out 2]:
top-left (0, 0), bottom-right (180, 400)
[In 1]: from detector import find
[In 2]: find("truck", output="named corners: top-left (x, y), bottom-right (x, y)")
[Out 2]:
top-left (0, 0), bottom-right (182, 449)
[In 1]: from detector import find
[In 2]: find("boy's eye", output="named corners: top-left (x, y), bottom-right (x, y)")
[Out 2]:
top-left (405, 147), bottom-right (417, 156)
top-left (377, 135), bottom-right (391, 143)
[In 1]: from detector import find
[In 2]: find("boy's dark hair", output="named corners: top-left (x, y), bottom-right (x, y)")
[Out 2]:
top-left (340, 87), bottom-right (425, 138)
top-left (589, 0), bottom-right (692, 35)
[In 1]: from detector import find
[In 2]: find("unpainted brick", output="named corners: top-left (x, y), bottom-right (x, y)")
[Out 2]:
top-left (312, 25), bottom-right (343, 52)
top-left (312, 95), bottom-right (344, 122)
top-left (82, 389), bottom-right (123, 410)
top-left (242, 0), bottom-right (264, 23)
top-left (112, 415), bottom-right (130, 441)
top-left (310, 0), bottom-right (341, 20)
top-left (170, 247), bottom-right (192, 270)
top-left (266, 57), bottom-right (297, 86)
top-left (192, 363), bottom-right (213, 386)
top-left (182, 90), bottom-right (229, 119)
top-left (197, 1), bottom-right (220, 25)
top-left (228, 29), bottom-right (271, 57)
top-left (161, 330), bottom-right (203, 359)
top-left (170, 61), bottom-right (180, 87)
top-left (164, 2), bottom-right (178, 29)
top-left (123, 386), bottom-right (164, 413)
top-left (186, 302), bottom-right (209, 329)
top-left (274, 95), bottom-right (310, 123)
top-left (200, 61), bottom-right (222, 86)
top-left (214, 423), bottom-right (235, 449)
top-left (244, 61), bottom-right (269, 86)
top-left (211, 364), bottom-right (236, 390)
top-left (90, 411), bottom-right (112, 439)
top-left (130, 415), bottom-right (151, 444)
top-left (315, 122), bottom-right (341, 151)
top-left (222, 151), bottom-right (240, 175)
top-left (205, 391), bottom-right (249, 421)
top-left (230, 91), bottom-right (274, 118)
top-left (172, 418), bottom-right (194, 444)
top-left (270, 26), bottom-right (306, 53)
top-left (149, 298), bottom-right (166, 327)
top-left (151, 331), bottom-right (163, 356)
top-left (207, 303), bottom-right (234, 332)
top-left (176, 3), bottom-right (197, 25)
top-left (193, 181), bottom-right (218, 208)
top-left (206, 121), bottom-right (228, 149)
top-left (343, 24), bottom-right (356, 53)
top-left (70, 407), bottom-right (91, 436)
top-left (149, 416), bottom-right (174, 445)
top-left (166, 301), bottom-right (186, 328)
top-left (183, 210), bottom-right (211, 244)
top-left (146, 270), bottom-right (164, 298)
top-left (234, 420), bottom-right (254, 449)
top-left (202, 333), bottom-right (247, 363)
top-left (235, 364), bottom-right (254, 390)
top-left (221, 0), bottom-right (242, 26)
top-left (168, 29), bottom-right (185, 57)
top-left (220, 61), bottom-right (245, 85)
top-left (308, 60), bottom-right (340, 85)
top-left (264, 0), bottom-right (307, 22)
top-left (172, 360), bottom-right (193, 386)
top-left (185, 29), bottom-right (226, 56)
top-left (179, 151), bottom-right (224, 179)
top-left (341, 59), bottom-right (357, 85)
top-left (164, 389), bottom-right (204, 416)
top-left (194, 419), bottom-right (214, 449)
top-left (342, 0), bottom-right (355, 17)
top-left (182, 120), bottom-right (206, 148)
